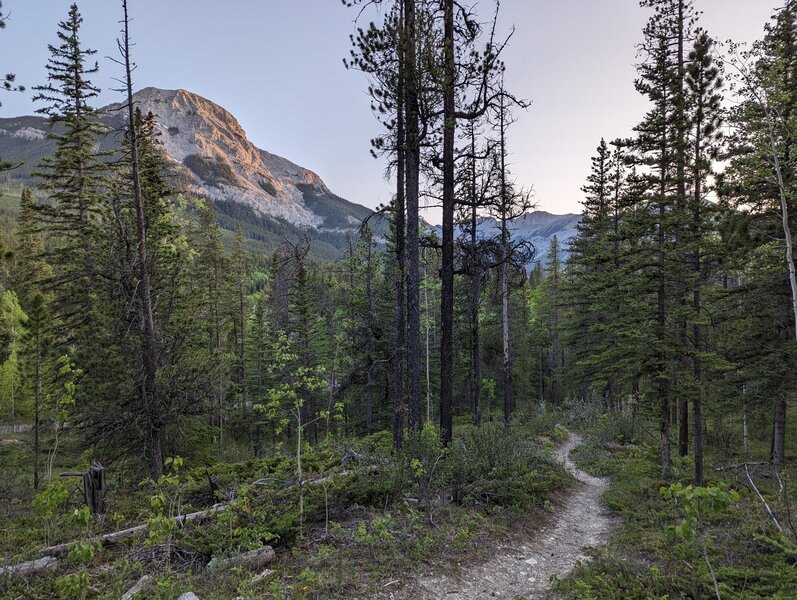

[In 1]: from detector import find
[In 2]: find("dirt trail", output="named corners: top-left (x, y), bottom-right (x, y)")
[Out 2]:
top-left (384, 433), bottom-right (615, 600)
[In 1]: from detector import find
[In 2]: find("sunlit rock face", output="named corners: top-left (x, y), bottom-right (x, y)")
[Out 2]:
top-left (0, 87), bottom-right (370, 233)
top-left (106, 88), bottom-right (334, 228)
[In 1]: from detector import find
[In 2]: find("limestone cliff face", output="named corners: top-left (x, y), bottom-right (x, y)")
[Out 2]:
top-left (0, 87), bottom-right (369, 232)
top-left (108, 88), bottom-right (332, 227)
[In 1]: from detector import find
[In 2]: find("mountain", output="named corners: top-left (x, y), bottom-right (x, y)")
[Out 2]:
top-left (0, 87), bottom-right (375, 258)
top-left (433, 211), bottom-right (580, 266)
top-left (0, 87), bottom-right (581, 261)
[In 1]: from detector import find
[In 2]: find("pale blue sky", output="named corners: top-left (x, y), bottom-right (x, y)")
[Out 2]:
top-left (0, 0), bottom-right (783, 221)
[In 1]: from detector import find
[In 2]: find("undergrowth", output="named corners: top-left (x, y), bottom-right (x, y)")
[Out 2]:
top-left (0, 419), bottom-right (569, 599)
top-left (554, 416), bottom-right (797, 599)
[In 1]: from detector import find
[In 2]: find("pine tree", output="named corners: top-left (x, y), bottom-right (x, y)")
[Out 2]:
top-left (544, 237), bottom-right (563, 407)
top-left (0, 0), bottom-right (25, 172)
top-left (723, 1), bottom-right (797, 469)
top-left (685, 31), bottom-right (724, 484)
top-left (31, 3), bottom-right (107, 340)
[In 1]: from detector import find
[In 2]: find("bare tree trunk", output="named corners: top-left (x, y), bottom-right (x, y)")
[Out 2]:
top-left (767, 106), bottom-right (797, 345)
top-left (121, 0), bottom-right (162, 479)
top-left (658, 177), bottom-right (671, 475)
top-left (678, 395), bottom-right (688, 457)
top-left (439, 0), bottom-right (455, 446)
top-left (423, 254), bottom-right (433, 423)
top-left (743, 395), bottom-right (749, 456)
top-left (762, 88), bottom-right (795, 472)
top-left (34, 331), bottom-right (41, 490)
top-left (366, 235), bottom-right (375, 435)
top-left (772, 392), bottom-right (787, 469)
top-left (468, 128), bottom-right (482, 426)
top-left (499, 93), bottom-right (512, 424)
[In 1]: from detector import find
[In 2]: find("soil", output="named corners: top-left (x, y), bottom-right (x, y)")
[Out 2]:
top-left (380, 433), bottom-right (616, 599)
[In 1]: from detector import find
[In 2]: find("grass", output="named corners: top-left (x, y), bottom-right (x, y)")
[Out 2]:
top-left (554, 411), bottom-right (797, 600)
top-left (0, 418), bottom-right (571, 599)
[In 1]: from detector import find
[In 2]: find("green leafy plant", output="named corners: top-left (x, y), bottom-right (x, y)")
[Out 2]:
top-left (661, 483), bottom-right (740, 599)
top-left (144, 455), bottom-right (186, 562)
top-left (32, 479), bottom-right (69, 545)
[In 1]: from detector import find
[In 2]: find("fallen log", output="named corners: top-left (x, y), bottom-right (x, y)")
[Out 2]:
top-left (120, 574), bottom-right (152, 600)
top-left (38, 503), bottom-right (229, 557)
top-left (206, 546), bottom-right (275, 572)
top-left (0, 556), bottom-right (58, 577)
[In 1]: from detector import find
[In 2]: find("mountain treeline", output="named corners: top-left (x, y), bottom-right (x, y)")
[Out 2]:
top-left (0, 0), bottom-right (796, 597)
top-left (0, 0), bottom-right (554, 489)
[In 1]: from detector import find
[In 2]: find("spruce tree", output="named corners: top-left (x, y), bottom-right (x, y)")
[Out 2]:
top-left (723, 1), bottom-right (797, 468)
top-left (0, 0), bottom-right (25, 172)
top-left (685, 31), bottom-right (724, 484)
top-left (32, 3), bottom-right (107, 340)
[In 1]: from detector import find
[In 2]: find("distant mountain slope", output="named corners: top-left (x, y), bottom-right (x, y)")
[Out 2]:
top-left (0, 88), bottom-right (376, 258)
top-left (0, 87), bottom-right (581, 261)
top-left (434, 211), bottom-right (581, 266)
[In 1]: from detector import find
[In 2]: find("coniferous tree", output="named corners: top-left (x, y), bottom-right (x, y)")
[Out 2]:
top-left (0, 0), bottom-right (25, 172)
top-left (723, 1), bottom-right (797, 468)
top-left (119, 0), bottom-right (163, 477)
top-left (624, 0), bottom-right (699, 473)
top-left (685, 31), bottom-right (724, 484)
top-left (32, 3), bottom-right (107, 343)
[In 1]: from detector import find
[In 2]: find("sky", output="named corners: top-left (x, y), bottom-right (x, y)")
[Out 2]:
top-left (0, 0), bottom-right (784, 223)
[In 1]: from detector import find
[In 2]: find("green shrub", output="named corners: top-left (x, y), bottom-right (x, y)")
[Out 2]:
top-left (447, 423), bottom-right (567, 508)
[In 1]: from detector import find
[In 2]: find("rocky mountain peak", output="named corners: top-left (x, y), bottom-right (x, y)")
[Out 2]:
top-left (102, 87), bottom-right (331, 227)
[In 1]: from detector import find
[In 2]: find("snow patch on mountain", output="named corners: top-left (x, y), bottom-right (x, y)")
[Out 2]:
top-left (0, 127), bottom-right (48, 141)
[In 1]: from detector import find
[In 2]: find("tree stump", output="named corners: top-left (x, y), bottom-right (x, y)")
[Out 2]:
top-left (61, 461), bottom-right (106, 515)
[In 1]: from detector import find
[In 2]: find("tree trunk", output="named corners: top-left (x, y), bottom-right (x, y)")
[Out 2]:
top-left (34, 331), bottom-right (41, 491)
top-left (772, 392), bottom-right (787, 469)
top-left (678, 396), bottom-right (689, 457)
top-left (122, 0), bottom-right (162, 479)
top-left (424, 253), bottom-right (433, 422)
top-left (366, 236), bottom-right (375, 435)
top-left (499, 92), bottom-right (512, 424)
top-left (392, 0), bottom-right (407, 449)
top-left (405, 0), bottom-right (422, 432)
top-left (439, 0), bottom-right (455, 446)
top-left (469, 128), bottom-right (481, 426)
top-left (658, 184), bottom-right (671, 475)
top-left (693, 119), bottom-right (704, 485)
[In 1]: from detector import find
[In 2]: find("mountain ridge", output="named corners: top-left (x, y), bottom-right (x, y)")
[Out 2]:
top-left (0, 86), bottom-right (580, 260)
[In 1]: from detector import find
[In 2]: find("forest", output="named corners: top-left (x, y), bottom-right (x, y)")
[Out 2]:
top-left (0, 0), bottom-right (796, 598)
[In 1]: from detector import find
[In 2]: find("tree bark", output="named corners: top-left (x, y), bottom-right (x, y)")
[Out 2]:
top-left (469, 128), bottom-right (481, 426)
top-left (440, 0), bottom-right (455, 446)
top-left (34, 328), bottom-right (41, 490)
top-left (366, 235), bottom-right (375, 435)
top-left (499, 93), bottom-right (511, 424)
top-left (392, 0), bottom-right (407, 448)
top-left (693, 109), bottom-right (704, 485)
top-left (122, 0), bottom-right (162, 479)
top-left (772, 392), bottom-right (787, 469)
top-left (405, 0), bottom-right (422, 432)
